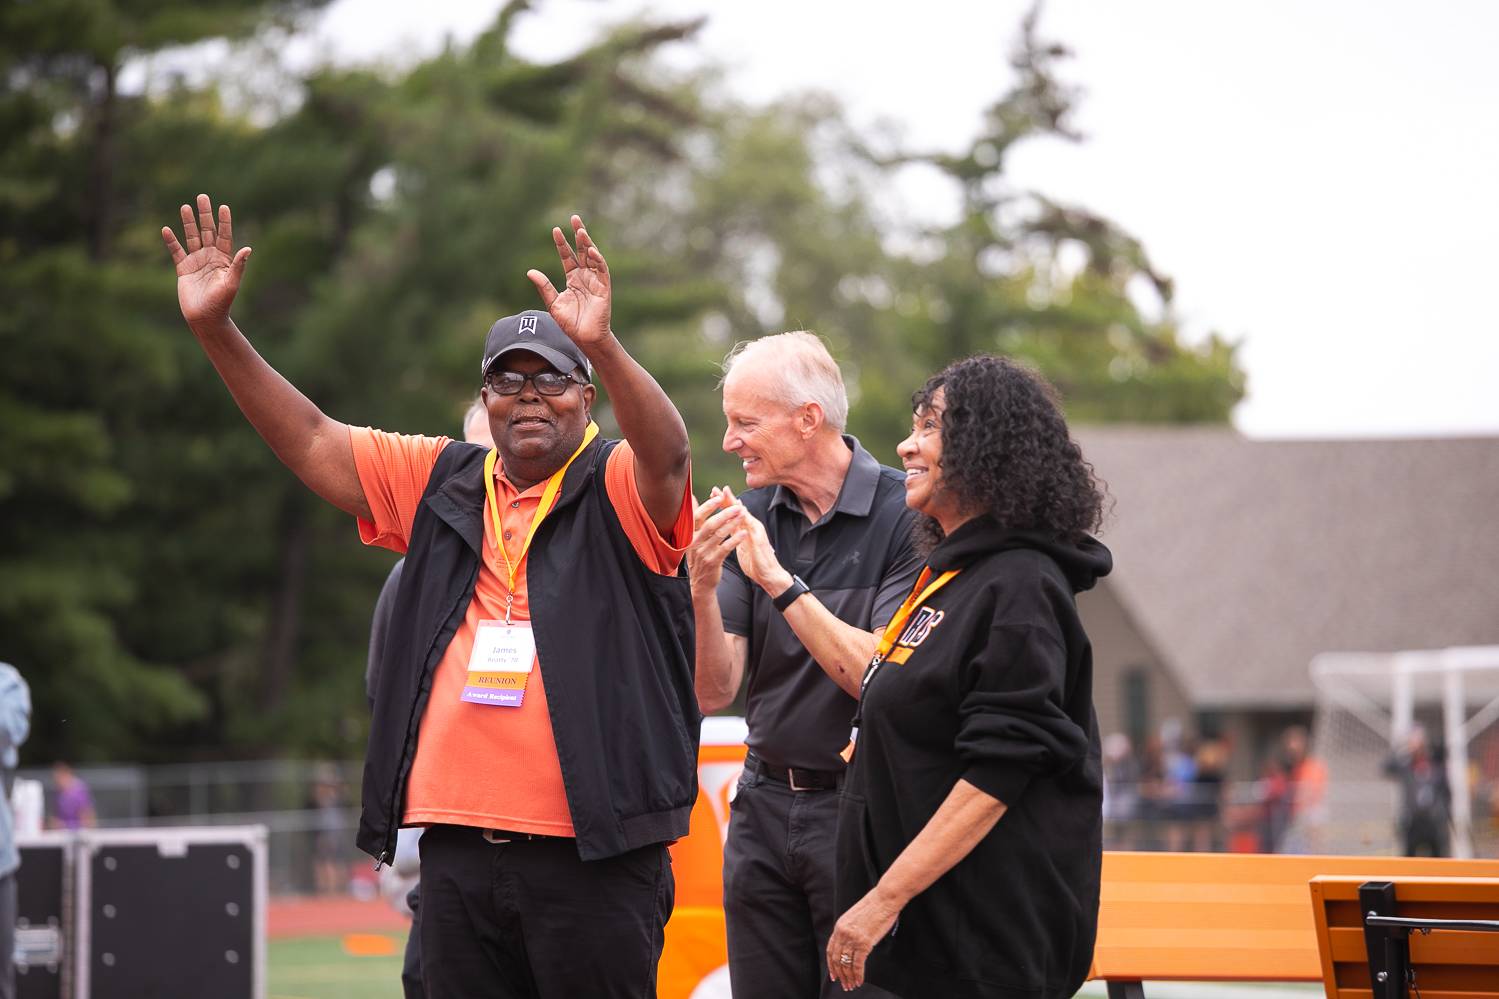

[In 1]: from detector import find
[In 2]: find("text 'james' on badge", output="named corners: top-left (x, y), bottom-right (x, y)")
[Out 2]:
top-left (463, 620), bottom-right (536, 706)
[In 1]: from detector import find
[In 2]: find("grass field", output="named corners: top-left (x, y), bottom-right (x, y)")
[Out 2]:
top-left (267, 934), bottom-right (1329, 999)
top-left (269, 935), bottom-right (406, 999)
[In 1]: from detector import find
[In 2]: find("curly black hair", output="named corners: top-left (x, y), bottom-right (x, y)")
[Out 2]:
top-left (912, 355), bottom-right (1104, 548)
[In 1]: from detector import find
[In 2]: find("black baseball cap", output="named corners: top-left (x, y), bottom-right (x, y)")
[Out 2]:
top-left (481, 310), bottom-right (592, 381)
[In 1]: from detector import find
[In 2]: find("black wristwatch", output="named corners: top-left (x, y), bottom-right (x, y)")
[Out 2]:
top-left (772, 575), bottom-right (811, 612)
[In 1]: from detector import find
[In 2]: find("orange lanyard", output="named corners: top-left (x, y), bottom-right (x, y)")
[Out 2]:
top-left (873, 566), bottom-right (961, 660)
top-left (482, 421), bottom-right (598, 622)
top-left (844, 564), bottom-right (962, 763)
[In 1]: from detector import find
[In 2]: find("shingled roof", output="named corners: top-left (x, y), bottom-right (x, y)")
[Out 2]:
top-left (1073, 427), bottom-right (1499, 709)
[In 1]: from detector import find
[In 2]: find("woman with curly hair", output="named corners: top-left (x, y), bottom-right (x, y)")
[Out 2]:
top-left (827, 355), bottom-right (1111, 998)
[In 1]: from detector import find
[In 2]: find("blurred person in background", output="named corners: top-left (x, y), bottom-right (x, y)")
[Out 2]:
top-left (366, 398), bottom-right (493, 999)
top-left (1255, 755), bottom-right (1290, 855)
top-left (1280, 725), bottom-right (1328, 854)
top-left (163, 197), bottom-right (698, 999)
top-left (0, 664), bottom-right (31, 999)
top-left (1384, 724), bottom-right (1451, 857)
top-left (1187, 738), bottom-right (1227, 852)
top-left (1101, 733), bottom-right (1140, 849)
top-left (48, 762), bottom-right (94, 830)
top-left (1158, 718), bottom-right (1195, 851)
top-left (687, 331), bottom-right (920, 999)
top-left (1136, 733), bottom-right (1168, 850)
top-left (827, 356), bottom-right (1110, 998)
top-left (310, 763), bottom-right (347, 894)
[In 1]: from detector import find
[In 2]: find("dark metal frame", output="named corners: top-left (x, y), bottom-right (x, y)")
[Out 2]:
top-left (1359, 879), bottom-right (1499, 999)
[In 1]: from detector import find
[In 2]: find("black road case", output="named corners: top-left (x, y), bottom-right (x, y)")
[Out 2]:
top-left (74, 826), bottom-right (266, 999)
top-left (15, 832), bottom-right (75, 999)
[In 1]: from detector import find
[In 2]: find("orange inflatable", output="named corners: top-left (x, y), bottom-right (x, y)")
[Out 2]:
top-left (660, 718), bottom-right (746, 999)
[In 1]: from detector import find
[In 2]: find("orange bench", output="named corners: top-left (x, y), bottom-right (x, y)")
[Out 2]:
top-left (1310, 875), bottom-right (1499, 999)
top-left (1092, 852), bottom-right (1499, 999)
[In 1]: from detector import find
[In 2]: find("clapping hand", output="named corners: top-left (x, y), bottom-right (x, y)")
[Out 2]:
top-left (685, 486), bottom-right (791, 597)
top-left (687, 487), bottom-right (747, 592)
top-left (527, 216), bottom-right (612, 350)
top-left (729, 498), bottom-right (791, 596)
top-left (161, 194), bottom-right (251, 330)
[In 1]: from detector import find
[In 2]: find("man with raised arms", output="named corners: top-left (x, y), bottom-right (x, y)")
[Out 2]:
top-left (163, 196), bottom-right (698, 999)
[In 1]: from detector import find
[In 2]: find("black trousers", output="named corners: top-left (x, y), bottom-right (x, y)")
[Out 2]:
top-left (1403, 819), bottom-right (1450, 858)
top-left (0, 872), bottom-right (14, 999)
top-left (723, 772), bottom-right (893, 999)
top-left (418, 824), bottom-right (674, 999)
top-left (403, 884), bottom-right (424, 999)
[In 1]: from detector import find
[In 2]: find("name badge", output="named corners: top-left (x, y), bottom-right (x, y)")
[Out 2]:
top-left (463, 620), bottom-right (536, 706)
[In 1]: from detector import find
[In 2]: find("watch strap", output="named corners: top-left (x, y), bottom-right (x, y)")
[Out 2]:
top-left (772, 575), bottom-right (810, 612)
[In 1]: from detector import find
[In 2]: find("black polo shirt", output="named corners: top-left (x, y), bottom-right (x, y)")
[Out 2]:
top-left (718, 435), bottom-right (922, 772)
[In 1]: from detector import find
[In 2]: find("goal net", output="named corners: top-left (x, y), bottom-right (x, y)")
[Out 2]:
top-left (1303, 646), bottom-right (1499, 858)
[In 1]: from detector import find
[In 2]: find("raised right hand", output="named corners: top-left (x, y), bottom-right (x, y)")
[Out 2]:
top-left (162, 193), bottom-right (251, 330)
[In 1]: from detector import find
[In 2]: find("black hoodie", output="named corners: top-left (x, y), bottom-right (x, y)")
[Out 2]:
top-left (836, 516), bottom-right (1112, 999)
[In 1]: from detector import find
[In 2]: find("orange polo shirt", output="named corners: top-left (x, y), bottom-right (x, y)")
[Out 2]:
top-left (351, 427), bottom-right (692, 836)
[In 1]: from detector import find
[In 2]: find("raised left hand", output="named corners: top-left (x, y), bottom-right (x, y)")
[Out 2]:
top-left (826, 887), bottom-right (902, 991)
top-left (526, 215), bottom-right (612, 349)
top-left (732, 501), bottom-right (793, 597)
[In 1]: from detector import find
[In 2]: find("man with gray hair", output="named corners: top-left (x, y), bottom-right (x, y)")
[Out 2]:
top-left (688, 331), bottom-right (920, 998)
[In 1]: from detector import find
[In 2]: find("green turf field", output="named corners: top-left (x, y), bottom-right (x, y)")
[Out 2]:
top-left (269, 935), bottom-right (406, 999)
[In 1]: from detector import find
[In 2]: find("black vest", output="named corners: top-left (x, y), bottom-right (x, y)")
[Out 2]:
top-left (357, 436), bottom-right (701, 863)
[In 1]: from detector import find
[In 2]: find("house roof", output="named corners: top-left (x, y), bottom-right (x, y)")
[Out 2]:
top-left (1073, 427), bottom-right (1499, 709)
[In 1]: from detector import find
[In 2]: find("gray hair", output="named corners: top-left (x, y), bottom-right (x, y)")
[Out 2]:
top-left (462, 396), bottom-right (486, 437)
top-left (721, 331), bottom-right (848, 432)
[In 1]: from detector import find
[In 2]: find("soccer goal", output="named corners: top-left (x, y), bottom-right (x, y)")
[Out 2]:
top-left (1306, 646), bottom-right (1499, 858)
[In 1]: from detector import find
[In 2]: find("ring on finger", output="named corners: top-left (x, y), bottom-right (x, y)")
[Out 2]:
top-left (839, 954), bottom-right (852, 964)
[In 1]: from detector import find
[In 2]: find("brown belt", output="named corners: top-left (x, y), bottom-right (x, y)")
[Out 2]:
top-left (481, 828), bottom-right (573, 844)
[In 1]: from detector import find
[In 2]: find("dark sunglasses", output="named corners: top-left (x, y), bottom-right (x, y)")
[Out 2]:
top-left (484, 369), bottom-right (585, 396)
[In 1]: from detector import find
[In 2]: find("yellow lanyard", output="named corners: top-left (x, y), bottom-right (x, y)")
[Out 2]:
top-left (482, 422), bottom-right (599, 622)
top-left (874, 566), bottom-right (961, 660)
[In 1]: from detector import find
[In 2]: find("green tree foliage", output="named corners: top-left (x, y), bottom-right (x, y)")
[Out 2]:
top-left (906, 9), bottom-right (1244, 423)
top-left (0, 0), bottom-right (335, 759)
top-left (1, 1), bottom-right (1244, 763)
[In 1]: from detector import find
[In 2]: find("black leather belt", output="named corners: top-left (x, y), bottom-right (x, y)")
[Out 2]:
top-left (481, 828), bottom-right (573, 844)
top-left (745, 751), bottom-right (840, 791)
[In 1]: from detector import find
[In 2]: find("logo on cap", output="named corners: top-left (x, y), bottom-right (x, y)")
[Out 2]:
top-left (519, 315), bottom-right (538, 335)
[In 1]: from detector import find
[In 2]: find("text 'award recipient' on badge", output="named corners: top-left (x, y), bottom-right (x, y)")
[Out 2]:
top-left (463, 620), bottom-right (537, 706)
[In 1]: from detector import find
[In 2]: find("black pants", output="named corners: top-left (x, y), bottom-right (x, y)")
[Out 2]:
top-left (723, 772), bottom-right (893, 999)
top-left (1403, 819), bottom-right (1449, 858)
top-left (418, 824), bottom-right (673, 999)
top-left (0, 872), bottom-right (14, 999)
top-left (403, 884), bottom-right (424, 999)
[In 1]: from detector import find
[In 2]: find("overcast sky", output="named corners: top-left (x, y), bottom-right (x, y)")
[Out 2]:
top-left (298, 0), bottom-right (1499, 439)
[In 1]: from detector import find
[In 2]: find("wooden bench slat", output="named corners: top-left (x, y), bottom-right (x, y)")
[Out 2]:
top-left (1327, 926), bottom-right (1499, 965)
top-left (1102, 882), bottom-right (1310, 903)
top-left (1099, 901), bottom-right (1315, 931)
top-left (1092, 950), bottom-right (1321, 982)
top-left (1310, 875), bottom-right (1499, 904)
top-left (1091, 853), bottom-right (1499, 986)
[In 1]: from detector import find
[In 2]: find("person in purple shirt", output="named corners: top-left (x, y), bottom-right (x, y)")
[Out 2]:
top-left (49, 763), bottom-right (95, 830)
